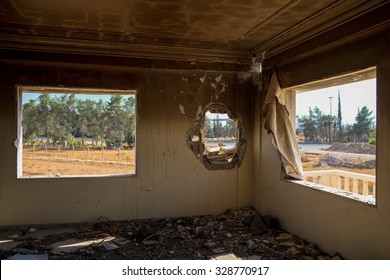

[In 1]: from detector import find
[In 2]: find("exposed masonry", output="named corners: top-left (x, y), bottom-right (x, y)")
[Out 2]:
top-left (186, 101), bottom-right (247, 170)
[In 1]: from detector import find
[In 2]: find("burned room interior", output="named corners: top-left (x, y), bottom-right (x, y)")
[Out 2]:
top-left (0, 0), bottom-right (389, 260)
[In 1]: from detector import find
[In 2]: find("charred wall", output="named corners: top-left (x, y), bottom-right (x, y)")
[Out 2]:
top-left (0, 52), bottom-right (254, 226)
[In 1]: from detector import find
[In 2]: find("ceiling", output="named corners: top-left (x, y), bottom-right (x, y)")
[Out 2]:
top-left (0, 0), bottom-right (388, 64)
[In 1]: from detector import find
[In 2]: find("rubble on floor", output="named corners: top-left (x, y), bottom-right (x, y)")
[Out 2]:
top-left (0, 207), bottom-right (342, 260)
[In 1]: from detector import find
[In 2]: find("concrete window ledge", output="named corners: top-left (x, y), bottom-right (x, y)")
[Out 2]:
top-left (285, 179), bottom-right (376, 206)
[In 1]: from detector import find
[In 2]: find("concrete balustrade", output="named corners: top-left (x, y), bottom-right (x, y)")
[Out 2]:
top-left (303, 170), bottom-right (376, 197)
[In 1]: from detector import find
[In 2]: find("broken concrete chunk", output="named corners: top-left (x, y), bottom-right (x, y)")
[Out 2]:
top-left (102, 241), bottom-right (119, 251)
top-left (247, 239), bottom-right (256, 249)
top-left (204, 241), bottom-right (217, 248)
top-left (280, 242), bottom-right (296, 247)
top-left (212, 247), bottom-right (226, 254)
top-left (28, 228), bottom-right (37, 233)
top-left (287, 247), bottom-right (300, 256)
top-left (276, 233), bottom-right (294, 243)
top-left (113, 237), bottom-right (131, 246)
top-left (209, 253), bottom-right (240, 260)
top-left (250, 213), bottom-right (268, 235)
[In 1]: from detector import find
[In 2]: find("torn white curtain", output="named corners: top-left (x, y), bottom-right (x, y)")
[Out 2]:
top-left (262, 71), bottom-right (304, 180)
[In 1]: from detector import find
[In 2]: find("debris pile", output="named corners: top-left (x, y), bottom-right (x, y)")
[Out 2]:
top-left (0, 207), bottom-right (342, 260)
top-left (325, 142), bottom-right (376, 155)
top-left (314, 154), bottom-right (375, 169)
top-left (205, 146), bottom-right (236, 164)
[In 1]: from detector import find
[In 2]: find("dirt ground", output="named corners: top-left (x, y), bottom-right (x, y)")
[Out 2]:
top-left (22, 147), bottom-right (136, 176)
top-left (300, 144), bottom-right (376, 195)
top-left (300, 152), bottom-right (375, 176)
top-left (300, 142), bottom-right (376, 175)
top-left (0, 207), bottom-right (341, 260)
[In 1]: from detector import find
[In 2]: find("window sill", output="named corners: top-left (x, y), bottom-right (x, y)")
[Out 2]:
top-left (17, 174), bottom-right (136, 179)
top-left (285, 179), bottom-right (376, 206)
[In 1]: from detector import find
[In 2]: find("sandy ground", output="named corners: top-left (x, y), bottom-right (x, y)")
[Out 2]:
top-left (22, 147), bottom-right (135, 176)
top-left (300, 151), bottom-right (375, 195)
top-left (300, 151), bottom-right (375, 176)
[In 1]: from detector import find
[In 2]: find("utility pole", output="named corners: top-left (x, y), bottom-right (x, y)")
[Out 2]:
top-left (329, 96), bottom-right (333, 144)
top-left (337, 90), bottom-right (342, 141)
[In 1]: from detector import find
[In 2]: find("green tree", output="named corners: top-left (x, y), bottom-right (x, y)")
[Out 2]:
top-left (36, 93), bottom-right (56, 146)
top-left (204, 116), bottom-right (213, 138)
top-left (320, 114), bottom-right (337, 143)
top-left (105, 95), bottom-right (125, 148)
top-left (76, 99), bottom-right (98, 147)
top-left (22, 99), bottom-right (40, 143)
top-left (95, 100), bottom-right (107, 149)
top-left (50, 95), bottom-right (73, 146)
top-left (22, 93), bottom-right (136, 151)
top-left (312, 107), bottom-right (324, 140)
top-left (212, 114), bottom-right (223, 139)
top-left (297, 107), bottom-right (318, 141)
top-left (224, 119), bottom-right (237, 138)
top-left (352, 106), bottom-right (375, 141)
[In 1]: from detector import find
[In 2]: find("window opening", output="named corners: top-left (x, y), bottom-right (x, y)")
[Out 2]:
top-left (17, 86), bottom-right (136, 178)
top-left (186, 102), bottom-right (246, 170)
top-left (294, 68), bottom-right (376, 204)
top-left (204, 112), bottom-right (238, 164)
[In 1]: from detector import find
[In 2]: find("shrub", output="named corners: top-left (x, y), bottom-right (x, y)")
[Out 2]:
top-left (368, 138), bottom-right (376, 145)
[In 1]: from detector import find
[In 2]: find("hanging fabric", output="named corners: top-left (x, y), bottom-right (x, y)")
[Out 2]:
top-left (261, 71), bottom-right (304, 180)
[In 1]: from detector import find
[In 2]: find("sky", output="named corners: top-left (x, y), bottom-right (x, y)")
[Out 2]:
top-left (205, 112), bottom-right (230, 127)
top-left (296, 78), bottom-right (376, 125)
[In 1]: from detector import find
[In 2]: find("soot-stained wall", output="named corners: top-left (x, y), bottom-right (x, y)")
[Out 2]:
top-left (256, 28), bottom-right (390, 259)
top-left (0, 56), bottom-right (254, 226)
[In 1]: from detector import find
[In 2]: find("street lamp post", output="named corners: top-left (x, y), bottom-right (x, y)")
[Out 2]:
top-left (329, 97), bottom-right (333, 144)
